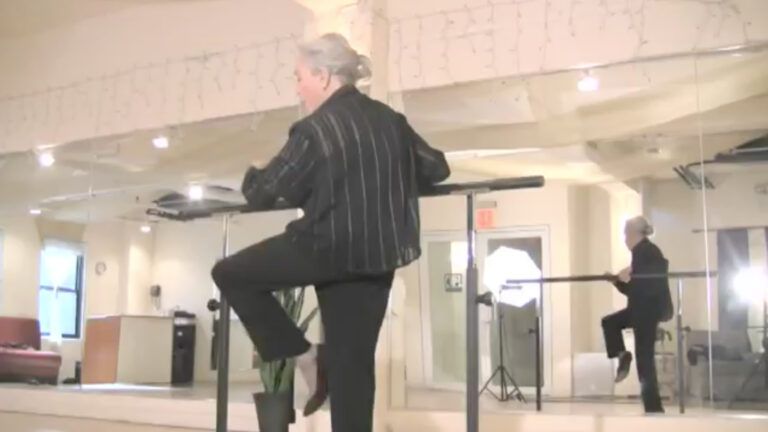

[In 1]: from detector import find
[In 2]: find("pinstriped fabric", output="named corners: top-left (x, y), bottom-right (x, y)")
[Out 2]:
top-left (242, 85), bottom-right (450, 274)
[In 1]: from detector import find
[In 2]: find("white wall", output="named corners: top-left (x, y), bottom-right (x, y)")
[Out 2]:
top-left (124, 225), bottom-right (156, 315)
top-left (83, 222), bottom-right (127, 318)
top-left (0, 217), bottom-right (41, 318)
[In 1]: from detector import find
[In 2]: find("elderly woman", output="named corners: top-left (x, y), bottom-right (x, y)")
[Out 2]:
top-left (602, 216), bottom-right (673, 414)
top-left (211, 33), bottom-right (449, 431)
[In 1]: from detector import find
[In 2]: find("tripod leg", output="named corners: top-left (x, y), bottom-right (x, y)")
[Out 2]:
top-left (502, 367), bottom-right (527, 403)
top-left (499, 363), bottom-right (509, 402)
top-left (481, 367), bottom-right (503, 401)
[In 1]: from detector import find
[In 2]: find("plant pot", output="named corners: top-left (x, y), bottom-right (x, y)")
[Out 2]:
top-left (253, 391), bottom-right (295, 432)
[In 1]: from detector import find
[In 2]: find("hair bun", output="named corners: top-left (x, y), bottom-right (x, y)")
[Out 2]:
top-left (643, 225), bottom-right (655, 236)
top-left (356, 54), bottom-right (372, 81)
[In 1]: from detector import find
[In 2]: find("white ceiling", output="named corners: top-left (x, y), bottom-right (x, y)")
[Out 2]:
top-left (0, 0), bottom-right (215, 39)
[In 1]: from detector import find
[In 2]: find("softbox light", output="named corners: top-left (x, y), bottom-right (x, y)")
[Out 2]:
top-left (483, 246), bottom-right (541, 307)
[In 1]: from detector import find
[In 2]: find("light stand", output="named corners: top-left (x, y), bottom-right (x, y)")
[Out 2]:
top-left (478, 293), bottom-right (525, 402)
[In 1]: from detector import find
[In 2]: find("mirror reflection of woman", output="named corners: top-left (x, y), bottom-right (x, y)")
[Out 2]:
top-left (602, 216), bottom-right (673, 414)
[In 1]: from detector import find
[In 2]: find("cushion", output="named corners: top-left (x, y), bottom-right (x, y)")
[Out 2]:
top-left (0, 347), bottom-right (62, 383)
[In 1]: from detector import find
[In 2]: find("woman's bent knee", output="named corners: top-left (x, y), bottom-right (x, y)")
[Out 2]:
top-left (211, 260), bottom-right (229, 288)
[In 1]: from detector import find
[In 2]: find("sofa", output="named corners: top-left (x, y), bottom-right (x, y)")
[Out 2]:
top-left (0, 317), bottom-right (62, 384)
top-left (686, 329), bottom-right (765, 403)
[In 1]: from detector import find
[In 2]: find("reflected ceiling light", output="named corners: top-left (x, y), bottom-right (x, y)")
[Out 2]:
top-left (445, 148), bottom-right (541, 161)
top-left (734, 267), bottom-right (768, 304)
top-left (140, 224), bottom-right (152, 234)
top-left (29, 208), bottom-right (42, 216)
top-left (152, 135), bottom-right (170, 149)
top-left (577, 71), bottom-right (599, 92)
top-left (38, 151), bottom-right (55, 167)
top-left (188, 184), bottom-right (204, 201)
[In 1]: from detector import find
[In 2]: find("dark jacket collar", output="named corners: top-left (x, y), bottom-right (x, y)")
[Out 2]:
top-left (632, 237), bottom-right (651, 252)
top-left (316, 85), bottom-right (359, 111)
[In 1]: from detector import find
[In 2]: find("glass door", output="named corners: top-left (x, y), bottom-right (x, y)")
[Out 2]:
top-left (419, 227), bottom-right (551, 394)
top-left (419, 231), bottom-right (468, 388)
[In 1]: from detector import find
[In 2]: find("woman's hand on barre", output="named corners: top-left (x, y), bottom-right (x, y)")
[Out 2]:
top-left (618, 267), bottom-right (631, 283)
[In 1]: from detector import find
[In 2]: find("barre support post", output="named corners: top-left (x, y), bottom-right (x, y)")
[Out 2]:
top-left (535, 284), bottom-right (543, 411)
top-left (216, 215), bottom-right (232, 432)
top-left (675, 278), bottom-right (685, 414)
top-left (466, 192), bottom-right (479, 432)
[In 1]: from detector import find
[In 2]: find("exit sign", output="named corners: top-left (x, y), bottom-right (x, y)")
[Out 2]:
top-left (476, 208), bottom-right (496, 229)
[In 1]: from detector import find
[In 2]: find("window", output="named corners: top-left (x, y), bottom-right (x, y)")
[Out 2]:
top-left (38, 243), bottom-right (85, 339)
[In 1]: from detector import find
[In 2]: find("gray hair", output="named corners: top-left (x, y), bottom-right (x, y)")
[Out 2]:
top-left (625, 216), bottom-right (654, 237)
top-left (298, 33), bottom-right (372, 85)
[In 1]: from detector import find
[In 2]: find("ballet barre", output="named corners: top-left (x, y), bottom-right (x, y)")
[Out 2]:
top-left (504, 270), bottom-right (717, 414)
top-left (147, 175), bottom-right (545, 432)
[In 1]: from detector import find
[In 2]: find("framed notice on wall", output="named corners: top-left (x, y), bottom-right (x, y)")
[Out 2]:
top-left (444, 273), bottom-right (463, 292)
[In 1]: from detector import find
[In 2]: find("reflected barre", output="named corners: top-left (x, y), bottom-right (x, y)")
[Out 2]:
top-left (504, 271), bottom-right (717, 285)
top-left (147, 175), bottom-right (545, 432)
top-left (146, 176), bottom-right (545, 221)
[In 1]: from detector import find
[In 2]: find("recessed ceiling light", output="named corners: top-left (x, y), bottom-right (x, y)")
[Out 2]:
top-left (140, 224), bottom-right (152, 234)
top-left (38, 152), bottom-right (55, 167)
top-left (577, 72), bottom-right (599, 92)
top-left (188, 184), bottom-right (204, 201)
top-left (152, 135), bottom-right (169, 149)
top-left (29, 208), bottom-right (42, 216)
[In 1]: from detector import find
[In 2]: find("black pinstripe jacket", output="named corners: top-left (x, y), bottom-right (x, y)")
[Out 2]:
top-left (241, 85), bottom-right (450, 273)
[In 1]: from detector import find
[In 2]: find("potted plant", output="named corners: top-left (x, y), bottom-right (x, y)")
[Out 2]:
top-left (253, 287), bottom-right (318, 432)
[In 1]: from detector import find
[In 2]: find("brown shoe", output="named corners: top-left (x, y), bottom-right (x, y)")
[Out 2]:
top-left (302, 344), bottom-right (328, 417)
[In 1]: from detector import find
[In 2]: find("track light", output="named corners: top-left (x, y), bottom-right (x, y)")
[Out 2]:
top-left (188, 184), bottom-right (204, 201)
top-left (38, 152), bottom-right (55, 167)
top-left (152, 135), bottom-right (169, 149)
top-left (577, 71), bottom-right (599, 92)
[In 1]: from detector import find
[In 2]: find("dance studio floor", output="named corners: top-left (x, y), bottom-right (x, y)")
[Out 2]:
top-left (1, 382), bottom-right (767, 432)
top-left (0, 412), bottom-right (201, 432)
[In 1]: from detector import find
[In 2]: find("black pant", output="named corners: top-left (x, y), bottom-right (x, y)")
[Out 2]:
top-left (601, 308), bottom-right (663, 413)
top-left (211, 233), bottom-right (392, 432)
